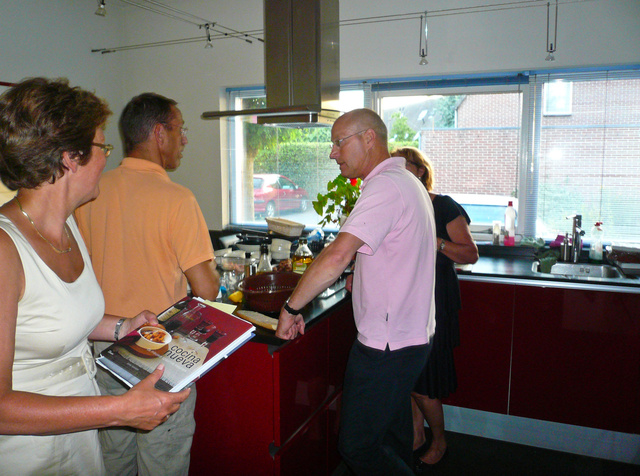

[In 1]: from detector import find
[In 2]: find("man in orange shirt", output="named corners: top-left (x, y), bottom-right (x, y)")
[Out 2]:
top-left (76, 92), bottom-right (219, 476)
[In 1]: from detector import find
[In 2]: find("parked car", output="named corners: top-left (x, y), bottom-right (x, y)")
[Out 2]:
top-left (253, 174), bottom-right (309, 217)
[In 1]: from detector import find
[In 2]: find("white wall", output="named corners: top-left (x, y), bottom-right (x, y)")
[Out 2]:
top-left (0, 0), bottom-right (127, 157)
top-left (2, 1), bottom-right (640, 229)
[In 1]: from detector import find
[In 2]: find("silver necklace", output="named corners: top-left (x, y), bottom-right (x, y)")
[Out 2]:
top-left (14, 196), bottom-right (72, 254)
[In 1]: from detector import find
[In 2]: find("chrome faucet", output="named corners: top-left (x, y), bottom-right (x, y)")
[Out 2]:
top-left (566, 214), bottom-right (585, 263)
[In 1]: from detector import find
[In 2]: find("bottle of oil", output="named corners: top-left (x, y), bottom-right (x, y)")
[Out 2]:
top-left (292, 238), bottom-right (313, 274)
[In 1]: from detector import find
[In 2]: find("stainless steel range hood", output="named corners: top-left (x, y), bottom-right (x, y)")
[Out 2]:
top-left (202, 0), bottom-right (340, 126)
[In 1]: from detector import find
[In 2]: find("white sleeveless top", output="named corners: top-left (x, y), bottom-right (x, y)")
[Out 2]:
top-left (0, 213), bottom-right (106, 475)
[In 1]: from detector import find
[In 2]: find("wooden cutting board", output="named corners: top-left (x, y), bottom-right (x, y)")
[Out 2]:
top-left (235, 309), bottom-right (278, 331)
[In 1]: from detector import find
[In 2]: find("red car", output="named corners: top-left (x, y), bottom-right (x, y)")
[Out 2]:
top-left (253, 174), bottom-right (309, 217)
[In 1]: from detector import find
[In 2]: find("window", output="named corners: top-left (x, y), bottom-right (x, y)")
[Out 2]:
top-left (224, 88), bottom-right (363, 231)
top-left (543, 80), bottom-right (572, 116)
top-left (224, 68), bottom-right (640, 245)
top-left (376, 85), bottom-right (523, 234)
top-left (526, 71), bottom-right (640, 243)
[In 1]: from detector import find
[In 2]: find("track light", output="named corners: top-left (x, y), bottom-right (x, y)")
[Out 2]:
top-left (95, 0), bottom-right (106, 17)
top-left (418, 12), bottom-right (428, 65)
top-left (545, 1), bottom-right (558, 61)
top-left (204, 23), bottom-right (214, 48)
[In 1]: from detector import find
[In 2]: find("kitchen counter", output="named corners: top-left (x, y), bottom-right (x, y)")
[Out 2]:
top-left (458, 245), bottom-right (640, 294)
top-left (234, 275), bottom-right (350, 347)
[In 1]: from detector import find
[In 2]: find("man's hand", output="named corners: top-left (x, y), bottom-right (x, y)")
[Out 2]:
top-left (275, 309), bottom-right (305, 340)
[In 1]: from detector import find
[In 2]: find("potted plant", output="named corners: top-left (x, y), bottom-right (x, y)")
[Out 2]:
top-left (312, 175), bottom-right (361, 227)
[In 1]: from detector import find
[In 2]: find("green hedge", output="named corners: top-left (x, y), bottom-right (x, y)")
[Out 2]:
top-left (254, 142), bottom-right (339, 198)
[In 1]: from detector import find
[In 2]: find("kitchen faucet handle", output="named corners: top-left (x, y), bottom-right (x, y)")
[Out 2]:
top-left (565, 214), bottom-right (582, 226)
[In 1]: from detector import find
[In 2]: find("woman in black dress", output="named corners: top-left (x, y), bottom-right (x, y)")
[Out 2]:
top-left (393, 147), bottom-right (478, 470)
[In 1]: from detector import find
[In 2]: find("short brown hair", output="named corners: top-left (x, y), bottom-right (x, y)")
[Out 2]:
top-left (392, 146), bottom-right (434, 191)
top-left (120, 93), bottom-right (177, 155)
top-left (0, 77), bottom-right (111, 190)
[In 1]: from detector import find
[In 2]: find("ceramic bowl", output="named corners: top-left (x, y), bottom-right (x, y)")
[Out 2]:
top-left (137, 326), bottom-right (172, 350)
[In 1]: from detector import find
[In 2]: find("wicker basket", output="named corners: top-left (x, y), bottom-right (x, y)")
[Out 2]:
top-left (265, 217), bottom-right (305, 237)
top-left (238, 271), bottom-right (301, 313)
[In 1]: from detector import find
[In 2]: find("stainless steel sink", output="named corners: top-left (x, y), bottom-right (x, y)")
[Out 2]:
top-left (531, 262), bottom-right (626, 279)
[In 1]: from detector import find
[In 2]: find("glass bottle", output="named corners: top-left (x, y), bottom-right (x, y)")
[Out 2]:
top-left (244, 251), bottom-right (255, 277)
top-left (588, 222), bottom-right (604, 263)
top-left (256, 243), bottom-right (272, 274)
top-left (504, 201), bottom-right (516, 246)
top-left (292, 238), bottom-right (314, 274)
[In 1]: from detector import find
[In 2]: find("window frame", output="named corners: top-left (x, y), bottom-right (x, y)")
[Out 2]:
top-left (224, 66), bottom-right (640, 244)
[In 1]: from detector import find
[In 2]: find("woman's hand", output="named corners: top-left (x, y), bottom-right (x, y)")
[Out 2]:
top-left (118, 365), bottom-right (191, 431)
top-left (121, 310), bottom-right (158, 337)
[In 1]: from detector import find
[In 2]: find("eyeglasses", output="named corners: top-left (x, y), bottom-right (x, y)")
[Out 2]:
top-left (162, 123), bottom-right (188, 137)
top-left (92, 142), bottom-right (114, 157)
top-left (331, 129), bottom-right (368, 148)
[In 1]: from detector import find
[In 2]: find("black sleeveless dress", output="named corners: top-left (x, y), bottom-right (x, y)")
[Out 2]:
top-left (413, 195), bottom-right (470, 399)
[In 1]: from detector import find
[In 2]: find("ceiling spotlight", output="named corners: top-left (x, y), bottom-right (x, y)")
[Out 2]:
top-left (545, 1), bottom-right (558, 61)
top-left (418, 12), bottom-right (428, 65)
top-left (204, 23), bottom-right (214, 49)
top-left (95, 0), bottom-right (106, 17)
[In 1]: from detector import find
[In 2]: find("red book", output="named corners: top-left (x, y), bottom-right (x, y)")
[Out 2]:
top-left (97, 297), bottom-right (255, 392)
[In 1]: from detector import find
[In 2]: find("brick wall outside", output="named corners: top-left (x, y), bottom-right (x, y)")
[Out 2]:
top-left (418, 79), bottom-right (640, 238)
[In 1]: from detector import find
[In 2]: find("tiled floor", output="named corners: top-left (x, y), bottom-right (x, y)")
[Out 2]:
top-left (332, 430), bottom-right (639, 475)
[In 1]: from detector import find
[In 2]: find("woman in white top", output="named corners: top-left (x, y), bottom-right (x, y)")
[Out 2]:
top-left (0, 77), bottom-right (191, 475)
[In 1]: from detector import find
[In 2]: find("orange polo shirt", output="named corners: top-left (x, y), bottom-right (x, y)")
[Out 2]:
top-left (76, 157), bottom-right (214, 318)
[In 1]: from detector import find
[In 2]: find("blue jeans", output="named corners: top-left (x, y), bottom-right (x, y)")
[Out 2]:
top-left (339, 340), bottom-right (431, 475)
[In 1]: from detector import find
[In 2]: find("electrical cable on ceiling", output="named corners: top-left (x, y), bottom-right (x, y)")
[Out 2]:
top-left (115, 0), bottom-right (262, 45)
top-left (93, 0), bottom-right (595, 54)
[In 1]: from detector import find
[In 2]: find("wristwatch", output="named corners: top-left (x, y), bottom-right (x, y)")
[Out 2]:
top-left (438, 239), bottom-right (446, 252)
top-left (283, 300), bottom-right (302, 315)
top-left (114, 318), bottom-right (126, 341)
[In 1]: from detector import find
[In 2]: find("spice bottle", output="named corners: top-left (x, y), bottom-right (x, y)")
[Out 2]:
top-left (244, 251), bottom-right (255, 277)
top-left (256, 244), bottom-right (272, 274)
top-left (292, 238), bottom-right (313, 274)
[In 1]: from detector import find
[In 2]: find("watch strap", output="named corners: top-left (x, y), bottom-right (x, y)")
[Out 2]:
top-left (114, 318), bottom-right (126, 341)
top-left (283, 301), bottom-right (302, 315)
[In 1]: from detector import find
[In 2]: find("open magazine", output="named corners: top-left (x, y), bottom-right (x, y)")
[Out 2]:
top-left (96, 297), bottom-right (255, 392)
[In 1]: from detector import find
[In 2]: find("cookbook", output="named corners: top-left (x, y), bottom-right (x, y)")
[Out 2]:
top-left (96, 297), bottom-right (255, 392)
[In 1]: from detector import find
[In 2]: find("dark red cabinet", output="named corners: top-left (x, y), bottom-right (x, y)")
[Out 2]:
top-left (510, 286), bottom-right (640, 434)
top-left (443, 281), bottom-right (514, 414)
top-left (448, 279), bottom-right (640, 435)
top-left (190, 299), bottom-right (356, 475)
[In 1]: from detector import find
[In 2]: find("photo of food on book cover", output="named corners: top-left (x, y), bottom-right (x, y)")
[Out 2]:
top-left (97, 297), bottom-right (255, 392)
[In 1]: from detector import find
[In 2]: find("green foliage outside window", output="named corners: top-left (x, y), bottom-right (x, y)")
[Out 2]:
top-left (388, 112), bottom-right (417, 143)
top-left (253, 142), bottom-right (335, 199)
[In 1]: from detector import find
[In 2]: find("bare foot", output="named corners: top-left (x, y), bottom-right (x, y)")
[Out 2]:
top-left (419, 444), bottom-right (447, 465)
top-left (413, 436), bottom-right (426, 452)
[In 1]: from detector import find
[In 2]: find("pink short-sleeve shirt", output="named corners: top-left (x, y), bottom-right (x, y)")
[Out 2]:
top-left (339, 157), bottom-right (436, 351)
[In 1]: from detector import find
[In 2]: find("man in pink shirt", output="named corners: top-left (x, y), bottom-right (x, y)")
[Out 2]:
top-left (276, 108), bottom-right (436, 475)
